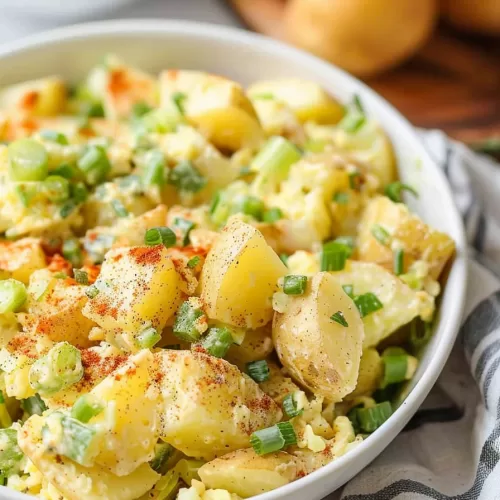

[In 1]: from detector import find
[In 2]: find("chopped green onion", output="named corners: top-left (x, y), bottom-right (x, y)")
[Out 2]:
top-left (77, 145), bottom-right (111, 186)
top-left (339, 95), bottom-right (366, 133)
top-left (209, 191), bottom-right (221, 215)
top-left (280, 253), bottom-right (289, 267)
top-left (342, 284), bottom-right (354, 298)
top-left (131, 101), bottom-right (153, 119)
top-left (173, 301), bottom-right (206, 343)
top-left (39, 130), bottom-right (68, 145)
top-left (282, 393), bottom-right (303, 418)
top-left (380, 354), bottom-right (408, 388)
top-left (0, 427), bottom-right (24, 477)
top-left (85, 285), bottom-right (100, 299)
top-left (174, 459), bottom-right (205, 485)
top-left (276, 421), bottom-right (297, 446)
top-left (250, 425), bottom-right (284, 455)
top-left (29, 342), bottom-right (83, 396)
top-left (71, 182), bottom-right (89, 204)
top-left (320, 242), bottom-right (349, 271)
top-left (169, 160), bottom-right (207, 193)
top-left (143, 150), bottom-right (167, 186)
top-left (251, 93), bottom-right (274, 100)
top-left (42, 175), bottom-right (70, 203)
top-left (354, 292), bottom-right (383, 318)
top-left (14, 184), bottom-right (37, 207)
top-left (62, 239), bottom-right (83, 267)
top-left (393, 248), bottom-right (404, 275)
top-left (144, 227), bottom-right (176, 248)
top-left (139, 108), bottom-right (180, 134)
top-left (283, 275), bottom-right (307, 295)
top-left (73, 269), bottom-right (89, 286)
top-left (8, 138), bottom-right (48, 182)
top-left (187, 256), bottom-right (200, 269)
top-left (384, 182), bottom-right (418, 203)
top-left (111, 199), bottom-right (129, 218)
top-left (150, 441), bottom-right (174, 473)
top-left (234, 195), bottom-right (265, 220)
top-left (304, 138), bottom-right (329, 153)
top-left (201, 327), bottom-right (233, 358)
top-left (263, 207), bottom-right (283, 223)
top-left (330, 311), bottom-right (348, 327)
top-left (150, 469), bottom-right (180, 499)
top-left (0, 391), bottom-right (12, 428)
top-left (333, 192), bottom-right (349, 205)
top-left (348, 171), bottom-right (361, 190)
top-left (334, 236), bottom-right (355, 257)
top-left (0, 279), bottom-right (27, 313)
top-left (354, 401), bottom-right (392, 433)
top-left (353, 95), bottom-right (364, 114)
top-left (71, 394), bottom-right (104, 423)
top-left (246, 360), bottom-right (270, 383)
top-left (21, 394), bottom-right (47, 416)
top-left (173, 218), bottom-right (195, 246)
top-left (172, 92), bottom-right (187, 115)
top-left (410, 320), bottom-right (433, 350)
top-left (53, 272), bottom-right (67, 279)
top-left (136, 325), bottom-right (161, 349)
top-left (51, 163), bottom-right (76, 179)
top-left (371, 224), bottom-right (390, 245)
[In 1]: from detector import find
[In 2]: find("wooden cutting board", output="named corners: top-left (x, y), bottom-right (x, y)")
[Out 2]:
top-left (226, 0), bottom-right (500, 152)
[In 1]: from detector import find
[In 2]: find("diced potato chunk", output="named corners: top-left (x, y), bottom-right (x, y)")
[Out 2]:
top-left (0, 238), bottom-right (46, 284)
top-left (90, 350), bottom-right (159, 476)
top-left (200, 218), bottom-right (287, 329)
top-left (357, 196), bottom-right (455, 280)
top-left (199, 448), bottom-right (302, 498)
top-left (346, 348), bottom-right (383, 399)
top-left (18, 415), bottom-right (160, 500)
top-left (155, 350), bottom-right (282, 460)
top-left (331, 261), bottom-right (435, 347)
top-left (225, 326), bottom-right (274, 369)
top-left (160, 70), bottom-right (264, 150)
top-left (247, 79), bottom-right (344, 124)
top-left (82, 246), bottom-right (180, 336)
top-left (0, 77), bottom-right (67, 117)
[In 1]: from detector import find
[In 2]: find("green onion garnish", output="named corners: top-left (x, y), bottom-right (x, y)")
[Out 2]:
top-left (342, 284), bottom-right (354, 298)
top-left (410, 320), bottom-right (433, 350)
top-left (320, 242), bottom-right (349, 272)
top-left (283, 275), bottom-right (307, 295)
top-left (209, 191), bottom-right (220, 215)
top-left (173, 301), bottom-right (206, 343)
top-left (39, 130), bottom-right (68, 145)
top-left (150, 442), bottom-right (174, 473)
top-left (53, 272), bottom-right (67, 279)
top-left (136, 325), bottom-right (161, 349)
top-left (393, 248), bottom-right (404, 275)
top-left (21, 394), bottom-right (47, 416)
top-left (42, 175), bottom-right (70, 202)
top-left (77, 145), bottom-right (111, 186)
top-left (246, 360), bottom-right (270, 383)
top-left (276, 421), bottom-right (297, 446)
top-left (0, 279), bottom-right (27, 313)
top-left (132, 101), bottom-right (153, 119)
top-left (384, 182), bottom-right (418, 203)
top-left (235, 196), bottom-right (265, 220)
top-left (85, 284), bottom-right (99, 299)
top-left (8, 138), bottom-right (48, 182)
top-left (282, 393), bottom-right (303, 418)
top-left (250, 422), bottom-right (297, 455)
top-left (348, 171), bottom-right (361, 190)
top-left (111, 199), bottom-right (129, 218)
top-left (73, 269), bottom-right (89, 286)
top-left (354, 292), bottom-right (383, 318)
top-left (60, 200), bottom-right (76, 218)
top-left (279, 254), bottom-right (289, 267)
top-left (201, 327), bottom-right (233, 358)
top-left (334, 236), bottom-right (355, 257)
top-left (339, 95), bottom-right (366, 134)
top-left (380, 352), bottom-right (409, 388)
top-left (352, 401), bottom-right (393, 433)
top-left (144, 227), bottom-right (176, 248)
top-left (172, 92), bottom-right (187, 115)
top-left (262, 207), bottom-right (283, 223)
top-left (173, 218), bottom-right (195, 246)
top-left (187, 256), bottom-right (200, 269)
top-left (143, 150), bottom-right (167, 186)
top-left (51, 163), bottom-right (76, 179)
top-left (71, 182), bottom-right (89, 204)
top-left (0, 427), bottom-right (24, 478)
top-left (330, 311), bottom-right (348, 327)
top-left (371, 224), bottom-right (390, 245)
top-left (71, 394), bottom-right (104, 423)
top-left (169, 160), bottom-right (207, 193)
top-left (333, 192), bottom-right (349, 205)
top-left (62, 239), bottom-right (83, 267)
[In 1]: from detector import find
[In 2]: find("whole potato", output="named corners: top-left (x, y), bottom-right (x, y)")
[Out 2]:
top-left (284, 0), bottom-right (438, 77)
top-left (441, 0), bottom-right (500, 35)
top-left (273, 272), bottom-right (364, 401)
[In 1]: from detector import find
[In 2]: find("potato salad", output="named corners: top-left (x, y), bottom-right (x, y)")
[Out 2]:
top-left (0, 56), bottom-right (455, 500)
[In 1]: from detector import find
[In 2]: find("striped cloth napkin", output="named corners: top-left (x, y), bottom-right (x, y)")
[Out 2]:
top-left (331, 131), bottom-right (500, 500)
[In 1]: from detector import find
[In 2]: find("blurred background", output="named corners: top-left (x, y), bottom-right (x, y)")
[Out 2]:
top-left (1, 0), bottom-right (499, 155)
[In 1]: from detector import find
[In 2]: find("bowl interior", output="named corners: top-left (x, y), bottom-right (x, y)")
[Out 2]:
top-left (0, 20), bottom-right (467, 500)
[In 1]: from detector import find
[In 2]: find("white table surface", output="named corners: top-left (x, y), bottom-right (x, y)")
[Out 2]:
top-left (0, 0), bottom-right (243, 44)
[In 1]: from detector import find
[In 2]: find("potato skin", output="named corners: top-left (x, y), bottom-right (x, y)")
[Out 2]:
top-left (273, 272), bottom-right (364, 401)
top-left (198, 448), bottom-right (303, 498)
top-left (155, 350), bottom-right (282, 460)
top-left (200, 218), bottom-right (287, 329)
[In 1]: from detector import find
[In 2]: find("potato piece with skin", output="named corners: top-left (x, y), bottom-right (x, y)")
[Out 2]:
top-left (273, 272), bottom-right (364, 402)
top-left (200, 218), bottom-right (287, 329)
top-left (225, 326), bottom-right (274, 368)
top-left (346, 348), bottom-right (383, 399)
top-left (155, 350), bottom-right (282, 460)
top-left (357, 196), bottom-right (455, 280)
top-left (332, 260), bottom-right (434, 347)
top-left (18, 415), bottom-right (160, 500)
top-left (0, 238), bottom-right (46, 284)
top-left (82, 246), bottom-right (180, 337)
top-left (247, 79), bottom-right (344, 124)
top-left (160, 70), bottom-right (264, 151)
top-left (199, 448), bottom-right (303, 498)
top-left (0, 77), bottom-right (66, 117)
top-left (24, 269), bottom-right (95, 348)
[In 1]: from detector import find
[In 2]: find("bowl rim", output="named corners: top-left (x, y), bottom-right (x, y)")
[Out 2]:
top-left (0, 19), bottom-right (468, 500)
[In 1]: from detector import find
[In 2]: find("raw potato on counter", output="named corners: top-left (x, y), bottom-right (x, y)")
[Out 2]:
top-left (0, 56), bottom-right (455, 500)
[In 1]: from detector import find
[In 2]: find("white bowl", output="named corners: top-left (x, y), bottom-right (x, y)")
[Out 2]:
top-left (0, 20), bottom-right (467, 500)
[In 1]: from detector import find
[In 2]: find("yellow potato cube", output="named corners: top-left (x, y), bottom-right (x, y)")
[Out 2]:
top-left (0, 238), bottom-right (46, 284)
